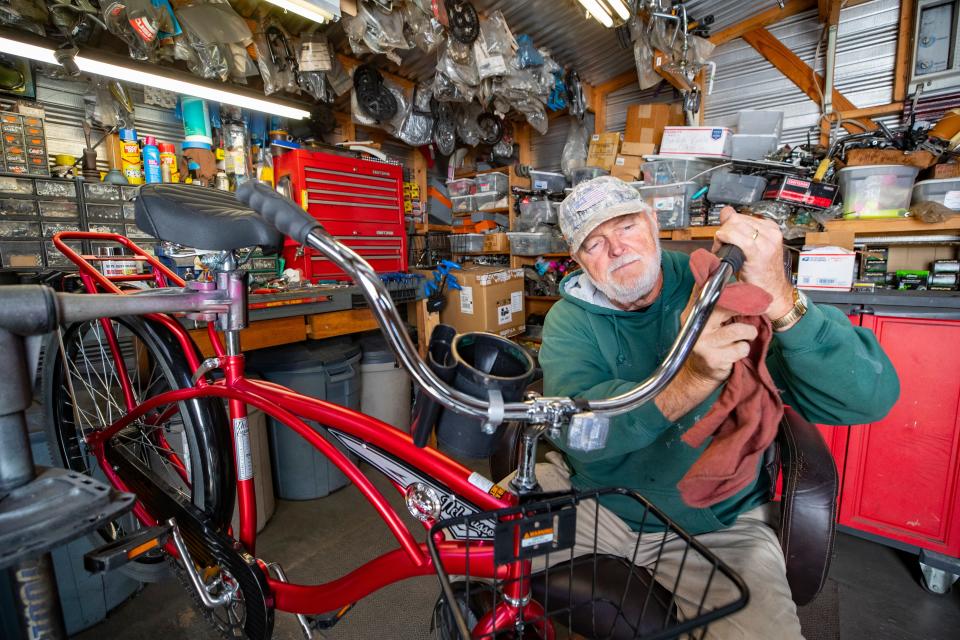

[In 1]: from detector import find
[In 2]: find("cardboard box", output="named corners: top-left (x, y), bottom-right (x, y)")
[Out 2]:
top-left (659, 126), bottom-right (733, 159)
top-left (619, 141), bottom-right (657, 157)
top-left (797, 247), bottom-right (856, 291)
top-left (482, 232), bottom-right (510, 252)
top-left (611, 154), bottom-right (643, 181)
top-left (440, 264), bottom-right (525, 337)
top-left (763, 175), bottom-right (838, 210)
top-left (587, 132), bottom-right (623, 171)
top-left (624, 103), bottom-right (685, 146)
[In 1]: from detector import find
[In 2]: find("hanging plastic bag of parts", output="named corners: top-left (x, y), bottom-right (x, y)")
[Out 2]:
top-left (561, 117), bottom-right (589, 180)
top-left (402, 1), bottom-right (445, 53)
top-left (630, 18), bottom-right (662, 90)
top-left (456, 102), bottom-right (483, 147)
top-left (395, 97), bottom-right (434, 147)
top-left (0, 0), bottom-right (47, 37)
top-left (474, 10), bottom-right (515, 80)
top-left (174, 0), bottom-right (254, 84)
top-left (102, 0), bottom-right (181, 61)
top-left (298, 33), bottom-right (333, 101)
top-left (342, 1), bottom-right (410, 63)
top-left (515, 34), bottom-right (543, 68)
top-left (434, 41), bottom-right (479, 103)
top-left (252, 18), bottom-right (300, 95)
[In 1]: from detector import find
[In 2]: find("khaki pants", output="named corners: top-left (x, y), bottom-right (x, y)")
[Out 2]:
top-left (502, 453), bottom-right (804, 640)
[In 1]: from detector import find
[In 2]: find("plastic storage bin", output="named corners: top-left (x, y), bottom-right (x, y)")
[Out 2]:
top-left (912, 177), bottom-right (960, 210)
top-left (446, 178), bottom-right (476, 197)
top-left (737, 110), bottom-right (783, 137)
top-left (572, 166), bottom-right (607, 185)
top-left (708, 171), bottom-right (768, 205)
top-left (529, 170), bottom-right (566, 193)
top-left (731, 134), bottom-right (779, 161)
top-left (638, 181), bottom-right (696, 229)
top-left (641, 159), bottom-right (716, 188)
top-left (518, 198), bottom-right (556, 222)
top-left (246, 338), bottom-right (362, 500)
top-left (359, 333), bottom-right (411, 432)
top-left (508, 231), bottom-right (554, 256)
top-left (475, 191), bottom-right (505, 210)
top-left (838, 165), bottom-right (920, 218)
top-left (450, 194), bottom-right (475, 212)
top-left (449, 233), bottom-right (485, 253)
top-left (476, 171), bottom-right (508, 195)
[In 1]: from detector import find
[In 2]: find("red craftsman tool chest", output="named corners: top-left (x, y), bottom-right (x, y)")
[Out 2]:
top-left (273, 148), bottom-right (407, 282)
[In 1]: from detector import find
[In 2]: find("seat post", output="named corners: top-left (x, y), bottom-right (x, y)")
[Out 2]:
top-left (215, 252), bottom-right (247, 357)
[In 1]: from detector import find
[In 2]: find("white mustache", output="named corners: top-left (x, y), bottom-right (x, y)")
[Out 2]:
top-left (607, 253), bottom-right (648, 278)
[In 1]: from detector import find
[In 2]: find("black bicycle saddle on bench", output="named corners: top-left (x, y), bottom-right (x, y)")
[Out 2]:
top-left (135, 183), bottom-right (284, 254)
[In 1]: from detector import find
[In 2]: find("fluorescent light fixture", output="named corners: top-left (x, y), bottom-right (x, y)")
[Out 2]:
top-left (604, 0), bottom-right (631, 21)
top-left (263, 0), bottom-right (338, 25)
top-left (577, 0), bottom-right (614, 28)
top-left (0, 35), bottom-right (310, 120)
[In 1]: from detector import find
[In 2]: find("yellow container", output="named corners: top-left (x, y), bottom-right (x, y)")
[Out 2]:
top-left (120, 140), bottom-right (143, 185)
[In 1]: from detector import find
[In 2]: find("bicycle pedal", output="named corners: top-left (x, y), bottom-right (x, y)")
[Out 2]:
top-left (84, 523), bottom-right (173, 575)
top-left (264, 562), bottom-right (354, 639)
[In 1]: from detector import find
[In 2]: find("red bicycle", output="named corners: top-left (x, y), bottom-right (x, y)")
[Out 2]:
top-left (33, 182), bottom-right (748, 639)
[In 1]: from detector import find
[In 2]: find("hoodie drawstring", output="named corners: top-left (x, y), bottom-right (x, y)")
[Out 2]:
top-left (613, 317), bottom-right (627, 365)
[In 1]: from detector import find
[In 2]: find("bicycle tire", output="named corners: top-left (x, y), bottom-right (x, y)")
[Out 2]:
top-left (42, 315), bottom-right (234, 581)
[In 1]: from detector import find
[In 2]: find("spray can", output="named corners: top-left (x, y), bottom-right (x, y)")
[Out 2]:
top-left (142, 136), bottom-right (161, 183)
top-left (158, 142), bottom-right (179, 183)
top-left (119, 128), bottom-right (143, 185)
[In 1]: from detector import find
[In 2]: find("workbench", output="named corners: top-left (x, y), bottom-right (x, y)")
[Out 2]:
top-left (184, 283), bottom-right (423, 357)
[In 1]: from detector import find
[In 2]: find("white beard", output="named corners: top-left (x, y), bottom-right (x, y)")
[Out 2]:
top-left (592, 238), bottom-right (662, 306)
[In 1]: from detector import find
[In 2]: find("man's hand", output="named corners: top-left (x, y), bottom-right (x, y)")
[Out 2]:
top-left (655, 288), bottom-right (758, 421)
top-left (712, 206), bottom-right (794, 321)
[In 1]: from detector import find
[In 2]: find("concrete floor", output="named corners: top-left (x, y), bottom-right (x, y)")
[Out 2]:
top-left (69, 468), bottom-right (960, 640)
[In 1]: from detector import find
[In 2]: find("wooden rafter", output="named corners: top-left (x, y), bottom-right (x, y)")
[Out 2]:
top-left (818, 0), bottom-right (842, 25)
top-left (594, 70), bottom-right (637, 97)
top-left (893, 0), bottom-right (916, 102)
top-left (742, 27), bottom-right (878, 133)
top-left (709, 0), bottom-right (816, 46)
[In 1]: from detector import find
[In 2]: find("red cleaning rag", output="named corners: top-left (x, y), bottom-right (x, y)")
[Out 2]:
top-left (677, 249), bottom-right (785, 509)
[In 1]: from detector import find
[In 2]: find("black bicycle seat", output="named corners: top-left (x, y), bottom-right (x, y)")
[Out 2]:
top-left (135, 183), bottom-right (284, 254)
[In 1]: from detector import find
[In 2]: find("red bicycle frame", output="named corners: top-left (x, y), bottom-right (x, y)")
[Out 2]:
top-left (51, 232), bottom-right (546, 633)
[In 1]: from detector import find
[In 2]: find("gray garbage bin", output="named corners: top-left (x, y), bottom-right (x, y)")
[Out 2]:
top-left (359, 333), bottom-right (412, 433)
top-left (247, 337), bottom-right (362, 500)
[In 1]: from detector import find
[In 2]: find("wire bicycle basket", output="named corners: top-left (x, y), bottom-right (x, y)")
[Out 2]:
top-left (428, 487), bottom-right (748, 640)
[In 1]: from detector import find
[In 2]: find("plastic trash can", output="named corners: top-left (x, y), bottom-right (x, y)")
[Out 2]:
top-left (359, 333), bottom-right (412, 432)
top-left (247, 337), bottom-right (362, 500)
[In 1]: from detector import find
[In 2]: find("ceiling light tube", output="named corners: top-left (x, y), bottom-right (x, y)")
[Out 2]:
top-left (0, 35), bottom-right (311, 120)
top-left (263, 0), bottom-right (335, 25)
top-left (577, 0), bottom-right (614, 28)
top-left (605, 0), bottom-right (631, 21)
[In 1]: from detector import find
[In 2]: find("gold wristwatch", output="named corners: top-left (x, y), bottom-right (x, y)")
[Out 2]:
top-left (771, 288), bottom-right (808, 332)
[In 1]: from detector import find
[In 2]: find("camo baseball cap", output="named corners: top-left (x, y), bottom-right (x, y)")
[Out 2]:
top-left (558, 176), bottom-right (654, 254)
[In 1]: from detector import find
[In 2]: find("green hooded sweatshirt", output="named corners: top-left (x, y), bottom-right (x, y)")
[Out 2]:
top-left (539, 250), bottom-right (900, 535)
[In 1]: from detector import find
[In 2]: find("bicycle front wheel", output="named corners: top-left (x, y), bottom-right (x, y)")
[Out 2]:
top-left (42, 315), bottom-right (234, 581)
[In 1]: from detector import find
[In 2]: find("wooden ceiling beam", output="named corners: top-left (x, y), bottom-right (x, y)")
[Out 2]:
top-left (709, 0), bottom-right (816, 46)
top-left (742, 27), bottom-right (878, 133)
top-left (336, 54), bottom-right (415, 92)
top-left (594, 70), bottom-right (637, 97)
top-left (893, 0), bottom-right (916, 102)
top-left (818, 0), bottom-right (842, 25)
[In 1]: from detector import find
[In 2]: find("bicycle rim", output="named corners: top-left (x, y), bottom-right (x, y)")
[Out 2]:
top-left (43, 315), bottom-right (229, 580)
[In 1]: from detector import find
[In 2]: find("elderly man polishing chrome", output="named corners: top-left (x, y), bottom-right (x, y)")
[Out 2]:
top-left (530, 176), bottom-right (899, 638)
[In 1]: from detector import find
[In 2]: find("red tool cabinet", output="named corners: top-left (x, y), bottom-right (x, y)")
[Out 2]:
top-left (273, 148), bottom-right (407, 282)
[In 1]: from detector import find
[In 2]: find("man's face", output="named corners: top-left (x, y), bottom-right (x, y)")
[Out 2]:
top-left (576, 211), bottom-right (662, 306)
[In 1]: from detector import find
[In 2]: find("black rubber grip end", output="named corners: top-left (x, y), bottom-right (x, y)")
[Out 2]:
top-left (717, 244), bottom-right (746, 273)
top-left (236, 182), bottom-right (322, 245)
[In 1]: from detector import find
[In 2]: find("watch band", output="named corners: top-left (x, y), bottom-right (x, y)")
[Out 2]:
top-left (771, 288), bottom-right (808, 332)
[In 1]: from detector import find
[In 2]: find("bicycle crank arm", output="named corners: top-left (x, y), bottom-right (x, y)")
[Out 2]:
top-left (109, 445), bottom-right (275, 639)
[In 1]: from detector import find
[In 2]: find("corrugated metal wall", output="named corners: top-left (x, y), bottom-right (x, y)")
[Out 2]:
top-left (37, 74), bottom-right (183, 165)
top-left (705, 0), bottom-right (900, 145)
top-left (529, 112), bottom-right (594, 172)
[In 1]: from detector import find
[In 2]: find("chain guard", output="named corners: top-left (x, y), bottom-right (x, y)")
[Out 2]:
top-left (446, 0), bottom-right (479, 44)
top-left (109, 445), bottom-right (274, 640)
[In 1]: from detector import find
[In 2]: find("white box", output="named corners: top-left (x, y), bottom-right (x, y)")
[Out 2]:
top-left (797, 247), bottom-right (856, 291)
top-left (659, 127), bottom-right (733, 159)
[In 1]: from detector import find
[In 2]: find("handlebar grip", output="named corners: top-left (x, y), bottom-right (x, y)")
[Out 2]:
top-left (716, 244), bottom-right (746, 273)
top-left (236, 182), bottom-right (322, 245)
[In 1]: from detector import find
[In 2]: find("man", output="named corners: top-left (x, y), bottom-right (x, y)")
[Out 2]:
top-left (536, 176), bottom-right (899, 638)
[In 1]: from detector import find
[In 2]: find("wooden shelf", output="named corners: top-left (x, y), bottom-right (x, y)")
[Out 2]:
top-left (414, 223), bottom-right (452, 233)
top-left (807, 217), bottom-right (960, 247)
top-left (454, 167), bottom-right (512, 179)
top-left (453, 250), bottom-right (510, 256)
top-left (525, 295), bottom-right (560, 301)
top-left (659, 226), bottom-right (721, 241)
